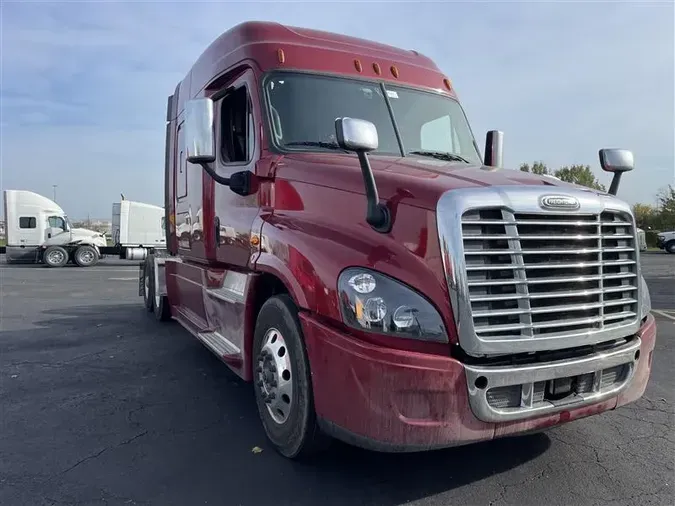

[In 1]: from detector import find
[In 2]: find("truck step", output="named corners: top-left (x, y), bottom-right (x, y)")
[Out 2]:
top-left (197, 330), bottom-right (241, 357)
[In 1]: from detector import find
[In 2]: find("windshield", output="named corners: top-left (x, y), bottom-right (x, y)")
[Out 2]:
top-left (264, 72), bottom-right (482, 165)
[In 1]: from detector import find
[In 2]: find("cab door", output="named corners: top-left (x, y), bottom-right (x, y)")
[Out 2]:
top-left (210, 68), bottom-right (261, 268)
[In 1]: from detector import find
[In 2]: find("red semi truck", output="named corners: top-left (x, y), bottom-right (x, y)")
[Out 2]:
top-left (140, 21), bottom-right (657, 459)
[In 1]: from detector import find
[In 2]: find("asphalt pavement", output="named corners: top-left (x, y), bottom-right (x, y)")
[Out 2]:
top-left (0, 253), bottom-right (673, 506)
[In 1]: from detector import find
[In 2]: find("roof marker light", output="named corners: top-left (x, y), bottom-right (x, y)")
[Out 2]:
top-left (443, 78), bottom-right (452, 91)
top-left (372, 62), bottom-right (381, 76)
top-left (354, 59), bottom-right (363, 72)
top-left (390, 65), bottom-right (399, 78)
top-left (277, 48), bottom-right (285, 64)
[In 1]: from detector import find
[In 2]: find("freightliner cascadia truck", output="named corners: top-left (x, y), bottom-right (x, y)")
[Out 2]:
top-left (140, 21), bottom-right (657, 459)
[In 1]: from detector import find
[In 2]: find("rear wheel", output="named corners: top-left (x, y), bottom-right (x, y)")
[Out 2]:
top-left (43, 246), bottom-right (68, 268)
top-left (74, 245), bottom-right (99, 267)
top-left (666, 240), bottom-right (675, 254)
top-left (252, 295), bottom-right (329, 459)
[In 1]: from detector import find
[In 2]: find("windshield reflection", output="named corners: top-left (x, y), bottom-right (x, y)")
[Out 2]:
top-left (264, 72), bottom-right (481, 165)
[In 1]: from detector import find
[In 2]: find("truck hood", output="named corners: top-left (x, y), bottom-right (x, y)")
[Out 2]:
top-left (43, 228), bottom-right (107, 248)
top-left (277, 153), bottom-right (603, 210)
top-left (71, 227), bottom-right (105, 238)
top-left (71, 228), bottom-right (107, 247)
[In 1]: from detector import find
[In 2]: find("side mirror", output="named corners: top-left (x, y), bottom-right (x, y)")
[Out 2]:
top-left (599, 148), bottom-right (634, 196)
top-left (335, 117), bottom-right (378, 152)
top-left (185, 98), bottom-right (215, 164)
top-left (599, 149), bottom-right (634, 173)
top-left (484, 130), bottom-right (504, 168)
top-left (334, 117), bottom-right (390, 233)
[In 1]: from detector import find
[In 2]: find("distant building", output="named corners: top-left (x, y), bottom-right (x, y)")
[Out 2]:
top-left (72, 219), bottom-right (112, 235)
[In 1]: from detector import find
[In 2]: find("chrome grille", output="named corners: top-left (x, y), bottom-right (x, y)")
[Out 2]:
top-left (461, 208), bottom-right (639, 344)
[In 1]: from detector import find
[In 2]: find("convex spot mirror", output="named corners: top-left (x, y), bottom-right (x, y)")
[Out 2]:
top-left (599, 149), bottom-right (634, 173)
top-left (185, 98), bottom-right (216, 164)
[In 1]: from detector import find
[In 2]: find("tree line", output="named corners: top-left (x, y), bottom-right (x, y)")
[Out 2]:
top-left (519, 161), bottom-right (675, 245)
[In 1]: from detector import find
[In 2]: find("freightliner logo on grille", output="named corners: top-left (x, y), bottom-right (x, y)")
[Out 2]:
top-left (539, 194), bottom-right (581, 210)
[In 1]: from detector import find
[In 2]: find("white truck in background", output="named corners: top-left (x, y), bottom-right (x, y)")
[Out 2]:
top-left (111, 198), bottom-right (166, 261)
top-left (2, 190), bottom-right (165, 267)
top-left (656, 230), bottom-right (675, 253)
top-left (3, 190), bottom-right (107, 266)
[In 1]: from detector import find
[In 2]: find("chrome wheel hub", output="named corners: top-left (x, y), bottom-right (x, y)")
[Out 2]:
top-left (256, 328), bottom-right (293, 424)
top-left (47, 250), bottom-right (65, 264)
top-left (78, 250), bottom-right (95, 264)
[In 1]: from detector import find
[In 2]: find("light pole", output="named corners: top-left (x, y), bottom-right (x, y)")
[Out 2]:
top-left (52, 185), bottom-right (57, 202)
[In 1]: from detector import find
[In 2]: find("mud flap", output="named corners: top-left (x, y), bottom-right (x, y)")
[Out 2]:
top-left (138, 262), bottom-right (145, 297)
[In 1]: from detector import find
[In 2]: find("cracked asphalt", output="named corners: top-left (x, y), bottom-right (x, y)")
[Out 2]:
top-left (0, 253), bottom-right (673, 506)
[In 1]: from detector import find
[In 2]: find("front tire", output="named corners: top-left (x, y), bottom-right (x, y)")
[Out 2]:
top-left (665, 240), bottom-right (675, 254)
top-left (252, 295), bottom-right (329, 459)
top-left (153, 286), bottom-right (172, 322)
top-left (144, 255), bottom-right (171, 321)
top-left (43, 246), bottom-right (68, 268)
top-left (74, 245), bottom-right (99, 267)
top-left (142, 260), bottom-right (154, 312)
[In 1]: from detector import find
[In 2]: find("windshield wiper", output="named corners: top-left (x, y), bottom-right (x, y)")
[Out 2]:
top-left (284, 141), bottom-right (347, 151)
top-left (408, 150), bottom-right (471, 164)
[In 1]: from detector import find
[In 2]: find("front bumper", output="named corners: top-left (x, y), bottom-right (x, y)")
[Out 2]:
top-left (301, 313), bottom-right (657, 452)
top-left (656, 236), bottom-right (665, 249)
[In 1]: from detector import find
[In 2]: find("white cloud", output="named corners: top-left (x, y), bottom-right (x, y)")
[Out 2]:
top-left (1, 0), bottom-right (673, 219)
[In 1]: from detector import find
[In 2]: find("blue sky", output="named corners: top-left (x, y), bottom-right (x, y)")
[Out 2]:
top-left (2, 0), bottom-right (673, 219)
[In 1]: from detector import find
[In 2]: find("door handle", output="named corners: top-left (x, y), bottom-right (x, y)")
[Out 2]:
top-left (214, 216), bottom-right (220, 244)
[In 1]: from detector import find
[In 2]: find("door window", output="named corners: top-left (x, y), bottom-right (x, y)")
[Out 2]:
top-left (47, 216), bottom-right (67, 230)
top-left (220, 86), bottom-right (253, 163)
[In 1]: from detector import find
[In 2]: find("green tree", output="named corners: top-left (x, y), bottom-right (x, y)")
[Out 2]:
top-left (632, 203), bottom-right (657, 230)
top-left (519, 161), bottom-right (550, 175)
top-left (655, 185), bottom-right (675, 230)
top-left (553, 164), bottom-right (606, 191)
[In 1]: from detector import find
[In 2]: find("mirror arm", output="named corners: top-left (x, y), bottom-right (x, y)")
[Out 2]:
top-left (356, 151), bottom-right (391, 233)
top-left (199, 162), bottom-right (230, 186)
top-left (608, 172), bottom-right (623, 196)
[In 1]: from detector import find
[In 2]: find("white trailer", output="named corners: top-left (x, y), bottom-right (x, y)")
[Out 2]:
top-left (111, 199), bottom-right (166, 261)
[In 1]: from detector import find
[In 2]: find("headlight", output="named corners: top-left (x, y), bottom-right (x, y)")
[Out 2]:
top-left (338, 268), bottom-right (448, 343)
top-left (640, 275), bottom-right (651, 320)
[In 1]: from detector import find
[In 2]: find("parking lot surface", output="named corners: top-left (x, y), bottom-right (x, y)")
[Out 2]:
top-left (1, 254), bottom-right (673, 506)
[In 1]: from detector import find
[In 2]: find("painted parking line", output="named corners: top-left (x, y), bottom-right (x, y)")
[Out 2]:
top-left (652, 309), bottom-right (675, 321)
top-left (108, 277), bottom-right (138, 281)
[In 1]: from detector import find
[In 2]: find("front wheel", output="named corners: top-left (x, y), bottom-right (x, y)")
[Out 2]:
top-left (252, 295), bottom-right (329, 459)
top-left (143, 255), bottom-right (171, 321)
top-left (665, 241), bottom-right (675, 254)
top-left (142, 260), bottom-right (154, 312)
top-left (43, 246), bottom-right (68, 268)
top-left (74, 245), bottom-right (99, 267)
